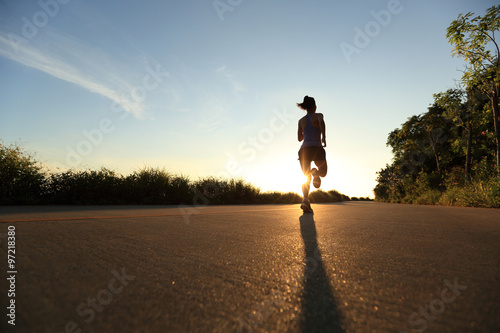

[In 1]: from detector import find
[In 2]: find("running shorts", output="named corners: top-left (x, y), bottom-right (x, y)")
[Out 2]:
top-left (298, 146), bottom-right (326, 162)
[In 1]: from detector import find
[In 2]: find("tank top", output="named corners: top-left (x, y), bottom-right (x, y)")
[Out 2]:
top-left (302, 114), bottom-right (322, 147)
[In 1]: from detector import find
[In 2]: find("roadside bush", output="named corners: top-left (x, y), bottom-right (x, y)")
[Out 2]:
top-left (309, 190), bottom-right (331, 203)
top-left (192, 178), bottom-right (262, 205)
top-left (439, 176), bottom-right (500, 208)
top-left (125, 167), bottom-right (191, 205)
top-left (259, 192), bottom-right (302, 204)
top-left (471, 157), bottom-right (496, 183)
top-left (329, 190), bottom-right (350, 201)
top-left (455, 177), bottom-right (500, 208)
top-left (439, 187), bottom-right (461, 206)
top-left (0, 140), bottom-right (353, 205)
top-left (47, 168), bottom-right (124, 204)
top-left (309, 189), bottom-right (350, 203)
top-left (414, 190), bottom-right (442, 205)
top-left (444, 166), bottom-right (466, 189)
top-left (0, 142), bottom-right (46, 204)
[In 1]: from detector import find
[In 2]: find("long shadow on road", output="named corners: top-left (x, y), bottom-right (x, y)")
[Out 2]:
top-left (300, 214), bottom-right (345, 333)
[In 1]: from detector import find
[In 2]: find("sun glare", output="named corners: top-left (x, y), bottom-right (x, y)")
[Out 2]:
top-left (242, 152), bottom-right (374, 198)
top-left (258, 166), bottom-right (305, 194)
top-left (243, 155), bottom-right (306, 194)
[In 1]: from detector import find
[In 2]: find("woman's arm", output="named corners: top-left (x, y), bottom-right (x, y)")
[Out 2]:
top-left (318, 114), bottom-right (326, 147)
top-left (298, 119), bottom-right (304, 142)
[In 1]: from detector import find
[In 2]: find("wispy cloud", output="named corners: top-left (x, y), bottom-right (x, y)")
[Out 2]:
top-left (0, 30), bottom-right (145, 118)
top-left (216, 65), bottom-right (246, 95)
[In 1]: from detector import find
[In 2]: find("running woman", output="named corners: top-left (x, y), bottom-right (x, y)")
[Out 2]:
top-left (297, 96), bottom-right (327, 214)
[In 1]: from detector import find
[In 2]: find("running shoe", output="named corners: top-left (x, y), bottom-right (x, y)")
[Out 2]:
top-left (301, 199), bottom-right (314, 214)
top-left (312, 170), bottom-right (321, 189)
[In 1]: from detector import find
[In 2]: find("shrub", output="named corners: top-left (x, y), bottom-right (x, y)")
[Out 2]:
top-left (259, 192), bottom-right (302, 204)
top-left (0, 140), bottom-right (354, 205)
top-left (440, 176), bottom-right (500, 208)
top-left (46, 168), bottom-right (124, 204)
top-left (329, 190), bottom-right (350, 202)
top-left (414, 190), bottom-right (442, 205)
top-left (439, 187), bottom-right (461, 206)
top-left (0, 142), bottom-right (46, 204)
top-left (125, 167), bottom-right (191, 205)
top-left (309, 190), bottom-right (331, 203)
top-left (456, 177), bottom-right (500, 208)
top-left (192, 177), bottom-right (262, 205)
top-left (309, 189), bottom-right (349, 203)
top-left (444, 166), bottom-right (466, 189)
top-left (471, 157), bottom-right (497, 183)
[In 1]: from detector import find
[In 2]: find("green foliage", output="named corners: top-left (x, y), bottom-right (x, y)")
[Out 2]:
top-left (443, 166), bottom-right (467, 189)
top-left (440, 176), bottom-right (500, 208)
top-left (258, 191), bottom-right (303, 204)
top-left (376, 6), bottom-right (500, 207)
top-left (47, 168), bottom-right (124, 204)
top-left (124, 167), bottom-right (191, 205)
top-left (446, 5), bottom-right (500, 86)
top-left (471, 156), bottom-right (497, 182)
top-left (309, 190), bottom-right (350, 203)
top-left (438, 187), bottom-right (462, 206)
top-left (446, 5), bottom-right (500, 171)
top-left (0, 141), bottom-right (46, 204)
top-left (192, 177), bottom-right (261, 205)
top-left (350, 196), bottom-right (372, 201)
top-left (375, 95), bottom-right (500, 206)
top-left (413, 190), bottom-right (442, 206)
top-left (0, 141), bottom-right (351, 205)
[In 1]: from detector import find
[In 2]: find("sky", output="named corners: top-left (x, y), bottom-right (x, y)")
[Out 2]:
top-left (0, 0), bottom-right (498, 198)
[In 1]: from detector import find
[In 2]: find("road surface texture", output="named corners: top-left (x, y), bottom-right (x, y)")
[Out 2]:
top-left (0, 202), bottom-right (499, 333)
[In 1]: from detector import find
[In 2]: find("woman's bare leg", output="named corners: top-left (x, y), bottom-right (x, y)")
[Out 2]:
top-left (300, 159), bottom-right (313, 200)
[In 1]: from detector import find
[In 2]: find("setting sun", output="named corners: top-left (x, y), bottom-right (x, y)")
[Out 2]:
top-left (238, 149), bottom-right (377, 199)
top-left (241, 153), bottom-right (304, 194)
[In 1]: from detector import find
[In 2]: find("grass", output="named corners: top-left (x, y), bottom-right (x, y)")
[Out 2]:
top-left (0, 141), bottom-right (354, 205)
top-left (376, 175), bottom-right (500, 209)
top-left (15, 167), bottom-right (353, 205)
top-left (439, 177), bottom-right (500, 208)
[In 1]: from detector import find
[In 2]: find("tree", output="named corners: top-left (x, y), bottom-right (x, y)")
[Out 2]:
top-left (387, 109), bottom-right (451, 179)
top-left (420, 103), bottom-right (453, 176)
top-left (446, 5), bottom-right (500, 172)
top-left (434, 89), bottom-right (474, 181)
top-left (387, 115), bottom-right (427, 177)
top-left (374, 164), bottom-right (400, 202)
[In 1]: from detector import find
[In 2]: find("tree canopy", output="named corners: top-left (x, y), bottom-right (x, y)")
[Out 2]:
top-left (374, 5), bottom-right (500, 207)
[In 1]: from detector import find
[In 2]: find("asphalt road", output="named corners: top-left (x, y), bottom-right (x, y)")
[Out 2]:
top-left (0, 202), bottom-right (499, 333)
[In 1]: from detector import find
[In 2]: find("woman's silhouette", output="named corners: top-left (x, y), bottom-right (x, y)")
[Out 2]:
top-left (297, 96), bottom-right (328, 214)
